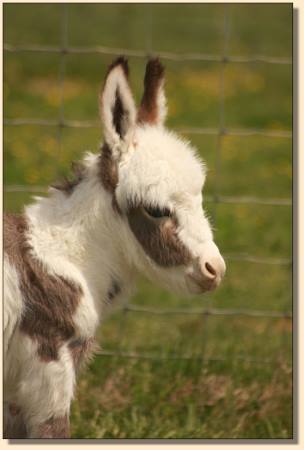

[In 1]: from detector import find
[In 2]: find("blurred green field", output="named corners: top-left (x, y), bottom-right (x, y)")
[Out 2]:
top-left (4, 4), bottom-right (293, 439)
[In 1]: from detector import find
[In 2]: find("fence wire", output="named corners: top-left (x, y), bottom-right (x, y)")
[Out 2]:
top-left (4, 4), bottom-right (292, 365)
top-left (3, 43), bottom-right (292, 65)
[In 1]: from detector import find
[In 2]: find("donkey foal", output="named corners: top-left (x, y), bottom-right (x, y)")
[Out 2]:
top-left (4, 57), bottom-right (226, 438)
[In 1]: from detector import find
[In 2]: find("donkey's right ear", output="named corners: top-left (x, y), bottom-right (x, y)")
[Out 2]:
top-left (99, 57), bottom-right (136, 154)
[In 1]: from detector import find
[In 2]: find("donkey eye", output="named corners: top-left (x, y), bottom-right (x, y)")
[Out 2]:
top-left (144, 205), bottom-right (171, 219)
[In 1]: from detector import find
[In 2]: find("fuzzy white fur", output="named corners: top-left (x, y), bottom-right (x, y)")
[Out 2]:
top-left (4, 59), bottom-right (225, 437)
top-left (4, 256), bottom-right (24, 362)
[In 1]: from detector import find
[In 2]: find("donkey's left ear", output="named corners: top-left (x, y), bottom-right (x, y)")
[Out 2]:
top-left (137, 58), bottom-right (167, 126)
top-left (99, 57), bottom-right (136, 153)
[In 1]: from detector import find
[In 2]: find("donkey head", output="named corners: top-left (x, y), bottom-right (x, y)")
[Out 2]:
top-left (99, 57), bottom-right (226, 295)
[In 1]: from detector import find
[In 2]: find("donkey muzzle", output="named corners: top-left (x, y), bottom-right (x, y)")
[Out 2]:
top-left (186, 242), bottom-right (226, 293)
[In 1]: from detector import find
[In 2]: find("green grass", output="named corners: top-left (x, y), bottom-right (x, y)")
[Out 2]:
top-left (4, 3), bottom-right (293, 439)
top-left (70, 357), bottom-right (292, 439)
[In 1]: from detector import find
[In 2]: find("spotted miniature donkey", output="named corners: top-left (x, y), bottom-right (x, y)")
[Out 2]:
top-left (4, 57), bottom-right (226, 438)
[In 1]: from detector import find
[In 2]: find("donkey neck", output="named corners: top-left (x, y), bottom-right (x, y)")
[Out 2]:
top-left (24, 168), bottom-right (136, 308)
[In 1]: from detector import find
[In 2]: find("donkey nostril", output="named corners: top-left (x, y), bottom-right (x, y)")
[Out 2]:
top-left (205, 262), bottom-right (217, 279)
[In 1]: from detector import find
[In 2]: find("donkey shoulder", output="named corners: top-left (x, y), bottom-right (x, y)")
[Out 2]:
top-left (4, 212), bottom-right (86, 362)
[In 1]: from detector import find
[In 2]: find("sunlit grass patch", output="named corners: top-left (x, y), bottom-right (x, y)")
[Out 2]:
top-left (70, 357), bottom-right (292, 438)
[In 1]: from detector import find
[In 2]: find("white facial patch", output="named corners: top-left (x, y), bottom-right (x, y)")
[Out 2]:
top-left (116, 125), bottom-right (206, 212)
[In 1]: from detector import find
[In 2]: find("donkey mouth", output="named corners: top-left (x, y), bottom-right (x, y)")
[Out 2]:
top-left (186, 273), bottom-right (221, 294)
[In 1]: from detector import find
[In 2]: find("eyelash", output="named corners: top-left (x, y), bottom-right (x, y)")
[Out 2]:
top-left (143, 205), bottom-right (171, 219)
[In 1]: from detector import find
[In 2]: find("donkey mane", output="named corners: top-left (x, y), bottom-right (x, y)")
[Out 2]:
top-left (51, 160), bottom-right (86, 195)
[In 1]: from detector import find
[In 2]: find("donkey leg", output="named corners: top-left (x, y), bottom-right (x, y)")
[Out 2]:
top-left (4, 402), bottom-right (28, 439)
top-left (33, 415), bottom-right (70, 439)
top-left (22, 376), bottom-right (74, 438)
top-left (17, 340), bottom-right (75, 439)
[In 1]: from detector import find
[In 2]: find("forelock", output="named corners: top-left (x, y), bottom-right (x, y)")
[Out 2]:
top-left (116, 126), bottom-right (205, 209)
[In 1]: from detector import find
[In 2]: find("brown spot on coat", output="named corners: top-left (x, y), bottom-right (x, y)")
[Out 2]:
top-left (68, 337), bottom-right (95, 370)
top-left (138, 58), bottom-right (165, 125)
top-left (4, 213), bottom-right (82, 362)
top-left (9, 403), bottom-right (21, 417)
top-left (37, 415), bottom-right (70, 438)
top-left (127, 204), bottom-right (191, 267)
top-left (4, 405), bottom-right (27, 439)
top-left (98, 143), bottom-right (121, 213)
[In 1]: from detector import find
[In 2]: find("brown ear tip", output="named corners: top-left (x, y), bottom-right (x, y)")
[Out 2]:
top-left (107, 56), bottom-right (129, 77)
top-left (146, 57), bottom-right (165, 78)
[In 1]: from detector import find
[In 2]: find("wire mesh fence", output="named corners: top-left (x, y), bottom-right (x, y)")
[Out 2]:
top-left (4, 4), bottom-right (292, 366)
